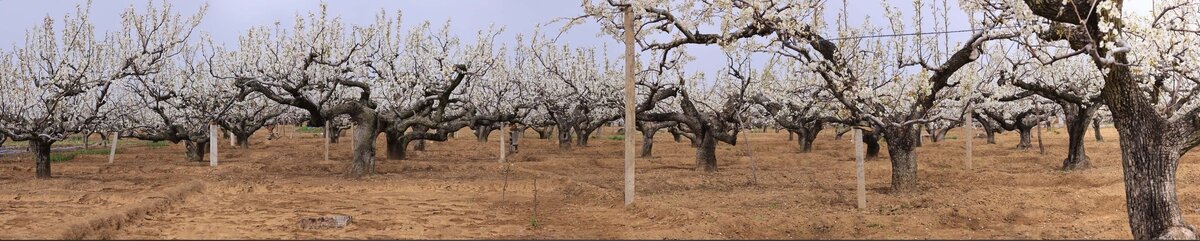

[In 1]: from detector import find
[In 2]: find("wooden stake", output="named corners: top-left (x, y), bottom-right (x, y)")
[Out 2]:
top-left (622, 3), bottom-right (636, 207)
top-left (499, 122), bottom-right (507, 163)
top-left (209, 124), bottom-right (219, 167)
top-left (532, 175), bottom-right (539, 225)
top-left (1037, 120), bottom-right (1045, 155)
top-left (324, 121), bottom-right (331, 162)
top-left (854, 128), bottom-right (865, 209)
top-left (107, 132), bottom-right (118, 164)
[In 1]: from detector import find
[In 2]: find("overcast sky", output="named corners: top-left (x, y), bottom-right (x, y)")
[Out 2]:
top-left (0, 0), bottom-right (1154, 83)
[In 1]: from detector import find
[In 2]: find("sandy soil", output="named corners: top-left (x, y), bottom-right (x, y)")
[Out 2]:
top-left (2, 126), bottom-right (1199, 239)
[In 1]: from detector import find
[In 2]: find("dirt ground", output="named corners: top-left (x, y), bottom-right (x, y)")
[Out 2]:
top-left (2, 125), bottom-right (1199, 239)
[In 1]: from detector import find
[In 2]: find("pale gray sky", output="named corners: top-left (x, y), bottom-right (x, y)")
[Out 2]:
top-left (0, 0), bottom-right (1155, 83)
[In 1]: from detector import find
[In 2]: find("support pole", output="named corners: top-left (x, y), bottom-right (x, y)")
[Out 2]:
top-left (209, 123), bottom-right (219, 167)
top-left (324, 121), bottom-right (331, 162)
top-left (743, 130), bottom-right (758, 185)
top-left (854, 128), bottom-right (865, 209)
top-left (622, 4), bottom-right (637, 207)
top-left (965, 105), bottom-right (974, 169)
top-left (107, 132), bottom-right (118, 164)
top-left (499, 122), bottom-right (507, 163)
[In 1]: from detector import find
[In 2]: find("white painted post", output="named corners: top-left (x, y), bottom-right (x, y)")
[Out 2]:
top-left (499, 122), bottom-right (507, 163)
top-left (622, 5), bottom-right (637, 207)
top-left (854, 128), bottom-right (865, 209)
top-left (228, 129), bottom-right (235, 147)
top-left (107, 132), bottom-right (118, 164)
top-left (209, 124), bottom-right (219, 167)
top-left (965, 105), bottom-right (974, 169)
top-left (324, 121), bottom-right (331, 162)
top-left (744, 130), bottom-right (758, 184)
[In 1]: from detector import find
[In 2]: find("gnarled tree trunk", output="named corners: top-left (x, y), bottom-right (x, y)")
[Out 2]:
top-left (31, 139), bottom-right (52, 179)
top-left (556, 123), bottom-right (573, 150)
top-left (641, 130), bottom-right (656, 157)
top-left (881, 126), bottom-right (918, 192)
top-left (576, 127), bottom-right (594, 147)
top-left (1103, 61), bottom-right (1196, 239)
top-left (696, 128), bottom-right (718, 172)
top-left (184, 140), bottom-right (208, 162)
top-left (863, 131), bottom-right (880, 159)
top-left (328, 126), bottom-right (342, 144)
top-left (912, 127), bottom-right (923, 147)
top-left (475, 125), bottom-right (494, 143)
top-left (1059, 102), bottom-right (1096, 171)
top-left (533, 126), bottom-right (554, 139)
top-left (1017, 125), bottom-right (1034, 150)
top-left (796, 122), bottom-right (823, 152)
top-left (385, 132), bottom-right (408, 160)
top-left (234, 133), bottom-right (251, 149)
top-left (413, 126), bottom-right (428, 151)
top-left (346, 114), bottom-right (380, 178)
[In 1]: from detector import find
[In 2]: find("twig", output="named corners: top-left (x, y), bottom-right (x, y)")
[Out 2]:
top-left (743, 130), bottom-right (758, 185)
top-left (502, 163), bottom-right (512, 201)
top-left (532, 175), bottom-right (540, 229)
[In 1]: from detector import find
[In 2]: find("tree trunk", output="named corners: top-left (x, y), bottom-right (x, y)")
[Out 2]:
top-left (788, 131), bottom-right (794, 141)
top-left (328, 127), bottom-right (342, 144)
top-left (235, 134), bottom-right (251, 149)
top-left (863, 131), bottom-right (880, 159)
top-left (976, 116), bottom-right (998, 144)
top-left (31, 139), bottom-right (52, 179)
top-left (796, 130), bottom-right (810, 152)
top-left (1093, 119), bottom-right (1104, 142)
top-left (1102, 60), bottom-right (1196, 239)
top-left (475, 125), bottom-right (493, 142)
top-left (413, 126), bottom-right (428, 151)
top-left (882, 126), bottom-right (918, 192)
top-left (1060, 103), bottom-right (1095, 171)
top-left (928, 125), bottom-right (950, 142)
top-left (414, 139), bottom-right (426, 151)
top-left (556, 124), bottom-right (573, 150)
top-left (641, 129), bottom-right (655, 158)
top-left (1017, 126), bottom-right (1034, 150)
top-left (912, 127), bottom-right (923, 147)
top-left (385, 131), bottom-right (408, 160)
top-left (799, 123), bottom-right (823, 152)
top-left (576, 127), bottom-right (593, 147)
top-left (533, 126), bottom-right (553, 139)
top-left (184, 140), bottom-right (208, 162)
top-left (346, 115), bottom-right (380, 178)
top-left (696, 128), bottom-right (718, 172)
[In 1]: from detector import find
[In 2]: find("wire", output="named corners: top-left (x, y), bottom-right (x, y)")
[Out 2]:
top-left (825, 26), bottom-right (1017, 41)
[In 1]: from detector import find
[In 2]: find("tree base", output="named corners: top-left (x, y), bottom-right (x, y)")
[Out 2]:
top-left (1061, 156), bottom-right (1091, 171)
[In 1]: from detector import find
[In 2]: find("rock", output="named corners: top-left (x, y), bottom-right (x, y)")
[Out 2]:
top-left (298, 215), bottom-right (352, 229)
